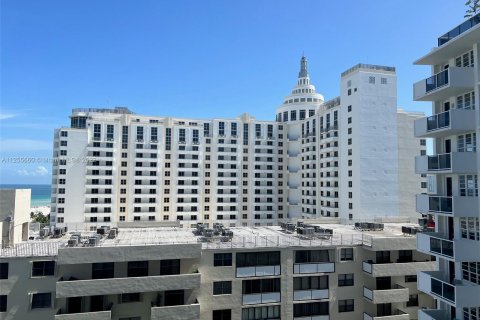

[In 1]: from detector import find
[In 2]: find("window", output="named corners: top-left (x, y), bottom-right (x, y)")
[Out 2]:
top-left (398, 250), bottom-right (413, 263)
top-left (369, 76), bottom-right (375, 84)
top-left (457, 133), bottom-right (476, 152)
top-left (213, 309), bottom-right (231, 320)
top-left (295, 250), bottom-right (332, 263)
top-left (242, 278), bottom-right (281, 295)
top-left (31, 292), bottom-right (51, 309)
top-left (347, 105), bottom-right (352, 112)
top-left (381, 77), bottom-right (387, 84)
top-left (338, 273), bottom-right (354, 286)
top-left (242, 305), bottom-right (280, 320)
top-left (293, 302), bottom-right (328, 317)
top-left (92, 262), bottom-right (114, 279)
top-left (120, 293), bottom-right (141, 303)
top-left (405, 275), bottom-right (417, 282)
top-left (338, 299), bottom-right (354, 312)
top-left (32, 261), bottom-right (55, 277)
top-left (236, 251), bottom-right (280, 267)
top-left (340, 248), bottom-right (353, 261)
top-left (0, 295), bottom-right (6, 312)
top-left (462, 262), bottom-right (480, 284)
top-left (127, 261), bottom-right (148, 277)
top-left (407, 294), bottom-right (419, 307)
top-left (213, 281), bottom-right (232, 295)
top-left (294, 276), bottom-right (328, 290)
top-left (160, 259), bottom-right (180, 275)
top-left (460, 217), bottom-right (480, 241)
top-left (213, 253), bottom-right (232, 267)
top-left (459, 175), bottom-right (478, 196)
top-left (0, 263), bottom-right (7, 279)
top-left (464, 307), bottom-right (480, 320)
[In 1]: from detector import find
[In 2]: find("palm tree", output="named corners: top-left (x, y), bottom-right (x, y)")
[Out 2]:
top-left (465, 0), bottom-right (480, 18)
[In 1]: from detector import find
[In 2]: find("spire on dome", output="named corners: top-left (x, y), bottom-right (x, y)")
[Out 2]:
top-left (298, 55), bottom-right (309, 78)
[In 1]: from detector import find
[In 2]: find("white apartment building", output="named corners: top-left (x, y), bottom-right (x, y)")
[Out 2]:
top-left (412, 13), bottom-right (480, 320)
top-left (0, 222), bottom-right (436, 320)
top-left (50, 58), bottom-right (426, 230)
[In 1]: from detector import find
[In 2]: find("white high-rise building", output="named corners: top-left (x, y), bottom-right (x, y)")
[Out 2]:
top-left (413, 13), bottom-right (480, 320)
top-left (50, 57), bottom-right (426, 230)
top-left (280, 63), bottom-right (426, 220)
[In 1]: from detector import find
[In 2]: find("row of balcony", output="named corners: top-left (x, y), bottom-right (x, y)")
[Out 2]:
top-left (55, 304), bottom-right (200, 320)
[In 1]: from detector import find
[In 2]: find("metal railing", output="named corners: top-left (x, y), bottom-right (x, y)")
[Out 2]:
top-left (427, 153), bottom-right (451, 170)
top-left (438, 12), bottom-right (480, 46)
top-left (426, 110), bottom-right (450, 131)
top-left (425, 69), bottom-right (449, 93)
top-left (429, 235), bottom-right (454, 258)
top-left (428, 196), bottom-right (453, 213)
top-left (431, 277), bottom-right (455, 303)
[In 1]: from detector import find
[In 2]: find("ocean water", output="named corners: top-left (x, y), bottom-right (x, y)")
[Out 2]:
top-left (0, 184), bottom-right (51, 207)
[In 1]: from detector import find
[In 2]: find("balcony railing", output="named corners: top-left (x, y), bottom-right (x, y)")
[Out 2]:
top-left (438, 12), bottom-right (480, 46)
top-left (431, 277), bottom-right (455, 303)
top-left (426, 154), bottom-right (451, 170)
top-left (426, 111), bottom-right (449, 131)
top-left (429, 235), bottom-right (454, 258)
top-left (428, 196), bottom-right (453, 213)
top-left (425, 69), bottom-right (449, 93)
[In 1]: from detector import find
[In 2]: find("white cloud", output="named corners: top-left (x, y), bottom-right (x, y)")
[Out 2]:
top-left (0, 139), bottom-right (52, 152)
top-left (0, 113), bottom-right (16, 120)
top-left (17, 166), bottom-right (49, 176)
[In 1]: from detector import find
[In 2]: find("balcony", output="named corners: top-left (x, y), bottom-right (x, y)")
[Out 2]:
top-left (293, 262), bottom-right (335, 274)
top-left (418, 271), bottom-right (480, 307)
top-left (413, 67), bottom-right (474, 101)
top-left (415, 14), bottom-right (480, 65)
top-left (56, 273), bottom-right (200, 298)
top-left (243, 292), bottom-right (281, 305)
top-left (362, 260), bottom-right (435, 277)
top-left (415, 152), bottom-right (477, 174)
top-left (293, 289), bottom-right (329, 301)
top-left (418, 309), bottom-right (449, 320)
top-left (416, 194), bottom-right (479, 217)
top-left (363, 310), bottom-right (409, 320)
top-left (151, 304), bottom-right (200, 320)
top-left (236, 265), bottom-right (281, 278)
top-left (414, 109), bottom-right (476, 138)
top-left (417, 232), bottom-right (480, 261)
top-left (363, 285), bottom-right (409, 304)
top-left (294, 316), bottom-right (329, 320)
top-left (416, 232), bottom-right (454, 259)
top-left (55, 307), bottom-right (112, 320)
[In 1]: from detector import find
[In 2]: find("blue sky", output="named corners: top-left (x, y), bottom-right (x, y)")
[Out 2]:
top-left (0, 0), bottom-right (468, 184)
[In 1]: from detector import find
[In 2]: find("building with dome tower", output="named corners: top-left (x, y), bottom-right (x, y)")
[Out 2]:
top-left (48, 56), bottom-right (425, 230)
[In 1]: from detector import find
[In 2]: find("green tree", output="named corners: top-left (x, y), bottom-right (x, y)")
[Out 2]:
top-left (30, 211), bottom-right (50, 224)
top-left (465, 0), bottom-right (480, 17)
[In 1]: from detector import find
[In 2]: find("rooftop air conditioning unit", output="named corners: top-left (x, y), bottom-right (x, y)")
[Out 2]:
top-left (67, 238), bottom-right (78, 247)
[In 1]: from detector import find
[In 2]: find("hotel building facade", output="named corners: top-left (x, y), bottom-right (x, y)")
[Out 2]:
top-left (50, 58), bottom-right (426, 231)
top-left (412, 13), bottom-right (480, 320)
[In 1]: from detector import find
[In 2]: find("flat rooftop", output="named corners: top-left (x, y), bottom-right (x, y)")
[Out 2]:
top-left (0, 223), bottom-right (419, 258)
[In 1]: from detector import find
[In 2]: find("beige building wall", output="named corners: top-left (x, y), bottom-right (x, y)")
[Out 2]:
top-left (0, 189), bottom-right (31, 247)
